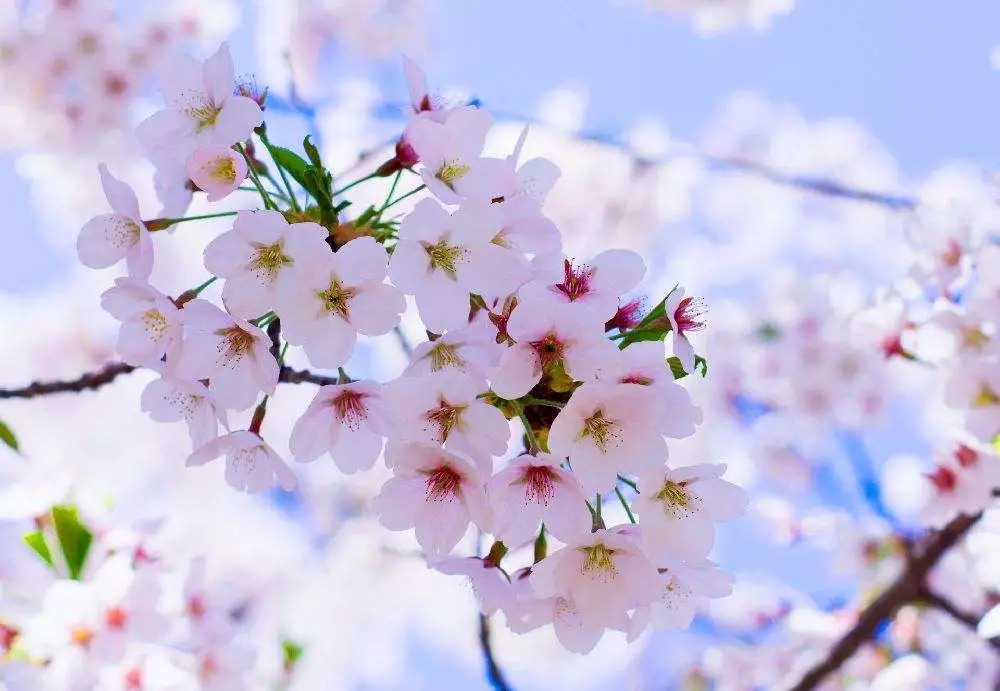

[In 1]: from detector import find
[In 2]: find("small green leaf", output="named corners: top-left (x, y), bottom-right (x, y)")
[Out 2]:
top-left (0, 420), bottom-right (18, 453)
top-left (51, 505), bottom-right (93, 581)
top-left (269, 146), bottom-right (312, 193)
top-left (282, 637), bottom-right (305, 672)
top-left (666, 355), bottom-right (709, 380)
top-left (303, 135), bottom-right (323, 170)
top-left (23, 531), bottom-right (54, 569)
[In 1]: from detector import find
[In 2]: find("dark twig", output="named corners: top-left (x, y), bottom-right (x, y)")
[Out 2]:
top-left (0, 362), bottom-right (137, 400)
top-left (478, 613), bottom-right (513, 691)
top-left (278, 366), bottom-right (339, 387)
top-left (785, 511), bottom-right (982, 691)
top-left (918, 587), bottom-right (1000, 651)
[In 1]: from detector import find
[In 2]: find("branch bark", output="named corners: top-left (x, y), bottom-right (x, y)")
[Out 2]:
top-left (478, 612), bottom-right (513, 691)
top-left (784, 511), bottom-right (982, 691)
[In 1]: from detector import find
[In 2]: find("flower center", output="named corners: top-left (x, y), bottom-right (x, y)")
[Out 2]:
top-left (218, 326), bottom-right (256, 365)
top-left (436, 159), bottom-right (470, 187)
top-left (518, 465), bottom-right (559, 505)
top-left (332, 389), bottom-right (368, 429)
top-left (0, 623), bottom-right (18, 652)
top-left (229, 447), bottom-right (262, 476)
top-left (249, 240), bottom-right (292, 282)
top-left (426, 341), bottom-right (466, 371)
top-left (553, 259), bottom-right (595, 302)
top-left (528, 332), bottom-right (565, 369)
top-left (108, 216), bottom-right (141, 249)
top-left (187, 101), bottom-right (224, 132)
top-left (424, 397), bottom-right (467, 443)
top-left (928, 466), bottom-right (957, 493)
top-left (124, 667), bottom-right (143, 691)
top-left (104, 605), bottom-right (128, 630)
top-left (423, 464), bottom-right (462, 501)
top-left (208, 156), bottom-right (237, 185)
top-left (187, 595), bottom-right (207, 620)
top-left (578, 543), bottom-right (619, 581)
top-left (578, 409), bottom-right (620, 451)
top-left (974, 384), bottom-right (1000, 407)
top-left (653, 480), bottom-right (697, 518)
top-left (316, 277), bottom-right (358, 320)
top-left (674, 296), bottom-right (707, 334)
top-left (71, 625), bottom-right (94, 647)
top-left (424, 238), bottom-right (466, 279)
top-left (141, 308), bottom-right (168, 339)
top-left (956, 444), bottom-right (979, 469)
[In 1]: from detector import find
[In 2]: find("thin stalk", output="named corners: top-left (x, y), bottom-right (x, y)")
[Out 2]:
top-left (615, 487), bottom-right (637, 524)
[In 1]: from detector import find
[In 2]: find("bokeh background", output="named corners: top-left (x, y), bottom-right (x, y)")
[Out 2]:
top-left (2, 1), bottom-right (1000, 689)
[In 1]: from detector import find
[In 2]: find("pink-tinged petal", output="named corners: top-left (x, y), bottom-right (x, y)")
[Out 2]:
top-left (448, 108), bottom-right (493, 159)
top-left (372, 475), bottom-right (426, 529)
top-left (251, 351), bottom-right (279, 397)
top-left (516, 157), bottom-right (561, 201)
top-left (203, 229), bottom-right (252, 278)
top-left (99, 164), bottom-right (141, 220)
top-left (282, 222), bottom-right (330, 261)
top-left (140, 377), bottom-right (183, 423)
top-left (289, 406), bottom-right (337, 463)
top-left (188, 405), bottom-right (223, 448)
top-left (387, 240), bottom-right (432, 293)
top-left (77, 214), bottom-right (138, 269)
top-left (213, 97), bottom-right (263, 147)
top-left (186, 435), bottom-right (231, 467)
top-left (468, 244), bottom-right (528, 299)
top-left (655, 382), bottom-right (700, 438)
top-left (330, 426), bottom-right (383, 474)
top-left (156, 52), bottom-right (205, 106)
top-left (415, 275), bottom-right (470, 333)
top-left (406, 119), bottom-right (448, 168)
top-left (490, 346), bottom-right (539, 401)
top-left (118, 315), bottom-right (168, 366)
top-left (552, 598), bottom-right (604, 654)
top-left (421, 171), bottom-right (463, 205)
top-left (697, 478), bottom-right (749, 521)
top-left (220, 272), bottom-right (273, 320)
top-left (591, 249), bottom-right (646, 297)
top-left (402, 55), bottom-right (429, 108)
top-left (202, 42), bottom-right (235, 105)
top-left (397, 198), bottom-right (451, 244)
top-left (350, 284), bottom-right (406, 336)
top-left (301, 319), bottom-right (357, 369)
top-left (100, 280), bottom-right (154, 319)
top-left (269, 452), bottom-right (298, 491)
top-left (210, 366), bottom-right (263, 411)
top-left (236, 209), bottom-right (287, 243)
top-left (503, 213), bottom-right (562, 256)
top-left (179, 298), bottom-right (232, 331)
top-left (414, 495), bottom-right (468, 556)
top-left (126, 227), bottom-right (154, 281)
top-left (333, 236), bottom-right (389, 286)
top-left (136, 109), bottom-right (196, 162)
top-left (186, 146), bottom-right (247, 202)
top-left (671, 334), bottom-right (696, 374)
top-left (225, 447), bottom-right (273, 494)
top-left (567, 442), bottom-right (621, 495)
top-left (453, 157), bottom-right (514, 202)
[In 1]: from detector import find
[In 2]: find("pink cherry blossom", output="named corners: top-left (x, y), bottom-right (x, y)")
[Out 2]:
top-left (548, 382), bottom-right (669, 494)
top-left (943, 357), bottom-right (1000, 441)
top-left (407, 107), bottom-right (493, 204)
top-left (432, 557), bottom-right (514, 615)
top-left (187, 430), bottom-right (297, 494)
top-left (289, 381), bottom-right (389, 473)
top-left (487, 452), bottom-right (591, 546)
top-left (634, 463), bottom-right (748, 561)
top-left (382, 370), bottom-right (510, 473)
top-left (529, 527), bottom-right (661, 630)
top-left (276, 236), bottom-right (405, 369)
top-left (100, 278), bottom-right (182, 367)
top-left (140, 374), bottom-right (229, 449)
top-left (489, 300), bottom-right (618, 401)
top-left (520, 249), bottom-right (646, 322)
top-left (136, 42), bottom-right (263, 165)
top-left (403, 318), bottom-right (502, 383)
top-left (203, 209), bottom-right (330, 320)
top-left (172, 299), bottom-right (278, 411)
top-left (389, 199), bottom-right (526, 332)
top-left (628, 559), bottom-right (735, 639)
top-left (372, 443), bottom-right (490, 556)
top-left (186, 145), bottom-right (248, 202)
top-left (77, 164), bottom-right (154, 280)
top-left (664, 287), bottom-right (707, 374)
top-left (920, 444), bottom-right (1000, 527)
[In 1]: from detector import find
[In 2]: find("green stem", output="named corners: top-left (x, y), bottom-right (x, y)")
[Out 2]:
top-left (277, 342), bottom-right (289, 365)
top-left (333, 171), bottom-right (380, 197)
top-left (615, 487), bottom-right (637, 524)
top-left (522, 397), bottom-right (565, 410)
top-left (617, 474), bottom-right (639, 492)
top-left (381, 184), bottom-right (426, 210)
top-left (260, 132), bottom-right (302, 212)
top-left (251, 311), bottom-right (277, 327)
top-left (516, 408), bottom-right (542, 454)
top-left (236, 144), bottom-right (277, 210)
top-left (378, 170), bottom-right (403, 214)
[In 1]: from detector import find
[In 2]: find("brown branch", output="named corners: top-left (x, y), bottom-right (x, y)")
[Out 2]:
top-left (0, 361), bottom-right (345, 401)
top-left (785, 511), bottom-right (982, 691)
top-left (918, 587), bottom-right (1000, 651)
top-left (478, 612), bottom-right (513, 691)
top-left (0, 362), bottom-right (137, 400)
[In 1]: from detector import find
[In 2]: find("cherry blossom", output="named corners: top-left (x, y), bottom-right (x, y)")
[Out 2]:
top-left (407, 107), bottom-right (493, 204)
top-left (519, 249), bottom-right (646, 321)
top-left (372, 443), bottom-right (490, 556)
top-left (664, 286), bottom-right (707, 374)
top-left (487, 452), bottom-right (591, 546)
top-left (276, 236), bottom-right (405, 368)
top-left (187, 430), bottom-right (297, 493)
top-left (140, 374), bottom-right (229, 449)
top-left (100, 279), bottom-right (182, 367)
top-left (203, 209), bottom-right (330, 320)
top-left (186, 145), bottom-right (248, 202)
top-left (77, 164), bottom-right (154, 280)
top-left (628, 559), bottom-right (735, 639)
top-left (289, 381), bottom-right (389, 473)
top-left (172, 299), bottom-right (278, 410)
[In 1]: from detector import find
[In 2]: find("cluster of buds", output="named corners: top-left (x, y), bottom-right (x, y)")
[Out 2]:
top-left (73, 43), bottom-right (746, 653)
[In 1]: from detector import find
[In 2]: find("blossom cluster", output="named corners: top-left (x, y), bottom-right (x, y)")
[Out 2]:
top-left (67, 44), bottom-right (747, 656)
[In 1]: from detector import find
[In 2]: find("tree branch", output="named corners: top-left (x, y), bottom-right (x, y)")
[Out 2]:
top-left (784, 511), bottom-right (982, 691)
top-left (918, 587), bottom-right (1000, 651)
top-left (278, 366), bottom-right (339, 387)
top-left (478, 612), bottom-right (513, 691)
top-left (0, 362), bottom-right (137, 400)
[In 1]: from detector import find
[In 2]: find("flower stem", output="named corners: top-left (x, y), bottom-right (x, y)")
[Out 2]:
top-left (259, 131), bottom-right (302, 212)
top-left (174, 276), bottom-right (218, 307)
top-left (522, 397), bottom-right (565, 410)
top-left (333, 171), bottom-right (380, 196)
top-left (617, 474), bottom-right (639, 492)
top-left (615, 487), bottom-right (637, 524)
top-left (381, 184), bottom-right (426, 210)
top-left (516, 407), bottom-right (542, 454)
top-left (378, 169), bottom-right (403, 214)
top-left (237, 143), bottom-right (277, 211)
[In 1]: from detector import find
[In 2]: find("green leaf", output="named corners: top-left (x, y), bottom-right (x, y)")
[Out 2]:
top-left (667, 355), bottom-right (709, 381)
top-left (268, 146), bottom-right (312, 193)
top-left (303, 135), bottom-right (323, 170)
top-left (51, 505), bottom-right (93, 581)
top-left (0, 420), bottom-right (18, 453)
top-left (23, 531), bottom-right (54, 569)
top-left (282, 637), bottom-right (305, 672)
